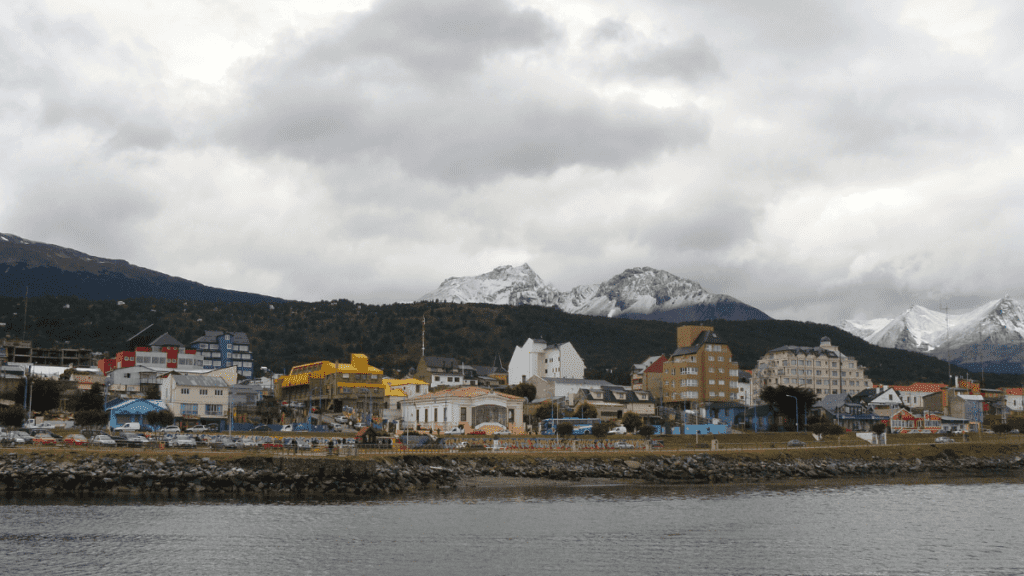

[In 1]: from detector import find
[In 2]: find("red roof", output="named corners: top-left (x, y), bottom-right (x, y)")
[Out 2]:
top-left (890, 382), bottom-right (947, 393)
top-left (644, 356), bottom-right (667, 374)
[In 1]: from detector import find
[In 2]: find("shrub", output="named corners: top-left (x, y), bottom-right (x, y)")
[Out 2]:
top-left (556, 423), bottom-right (575, 437)
top-left (74, 409), bottom-right (109, 428)
top-left (638, 424), bottom-right (655, 439)
top-left (592, 421), bottom-right (612, 438)
top-left (0, 405), bottom-right (25, 428)
top-left (621, 412), bottom-right (643, 433)
top-left (871, 422), bottom-right (888, 435)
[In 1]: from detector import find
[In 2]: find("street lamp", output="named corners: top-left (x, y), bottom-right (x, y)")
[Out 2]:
top-left (786, 394), bottom-right (800, 432)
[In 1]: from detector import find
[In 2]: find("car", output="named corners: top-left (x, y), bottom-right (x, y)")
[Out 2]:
top-left (159, 426), bottom-right (181, 434)
top-left (935, 436), bottom-right (956, 443)
top-left (612, 441), bottom-right (631, 449)
top-left (1, 431), bottom-right (28, 446)
top-left (608, 426), bottom-right (628, 435)
top-left (787, 439), bottom-right (807, 447)
top-left (90, 434), bottom-right (117, 447)
top-left (984, 429), bottom-right (995, 434)
top-left (445, 426), bottom-right (465, 435)
top-left (113, 422), bottom-right (141, 432)
top-left (166, 435), bottom-right (197, 448)
top-left (63, 434), bottom-right (88, 446)
top-left (209, 436), bottom-right (239, 449)
top-left (32, 431), bottom-right (61, 445)
top-left (1011, 429), bottom-right (1021, 434)
top-left (238, 437), bottom-right (258, 449)
top-left (649, 440), bottom-right (664, 448)
top-left (187, 424), bottom-right (211, 433)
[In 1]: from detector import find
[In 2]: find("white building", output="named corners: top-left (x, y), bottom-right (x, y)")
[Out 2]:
top-left (752, 337), bottom-right (873, 398)
top-left (400, 386), bottom-right (526, 433)
top-left (160, 373), bottom-right (232, 424)
top-left (508, 338), bottom-right (585, 387)
top-left (527, 376), bottom-right (613, 402)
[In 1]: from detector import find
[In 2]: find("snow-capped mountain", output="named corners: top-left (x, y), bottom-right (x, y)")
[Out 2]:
top-left (419, 264), bottom-right (771, 321)
top-left (838, 318), bottom-right (892, 340)
top-left (844, 297), bottom-right (1024, 373)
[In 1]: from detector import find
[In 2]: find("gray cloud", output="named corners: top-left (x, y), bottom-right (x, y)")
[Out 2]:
top-left (587, 19), bottom-right (721, 84)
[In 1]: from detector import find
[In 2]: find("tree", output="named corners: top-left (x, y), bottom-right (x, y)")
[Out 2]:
top-left (534, 400), bottom-right (557, 420)
top-left (871, 422), bottom-right (888, 435)
top-left (621, 411), bottom-right (643, 433)
top-left (74, 409), bottom-right (109, 428)
top-left (506, 382), bottom-right (536, 402)
top-left (0, 405), bottom-right (24, 428)
top-left (556, 422), bottom-right (575, 437)
top-left (638, 424), bottom-right (655, 439)
top-left (68, 383), bottom-right (104, 413)
top-left (573, 402), bottom-right (598, 419)
top-left (147, 409), bottom-right (175, 428)
top-left (760, 385), bottom-right (817, 430)
top-left (592, 421), bottom-right (612, 438)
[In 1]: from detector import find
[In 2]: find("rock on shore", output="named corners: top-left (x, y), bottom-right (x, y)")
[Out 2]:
top-left (2, 451), bottom-right (1023, 499)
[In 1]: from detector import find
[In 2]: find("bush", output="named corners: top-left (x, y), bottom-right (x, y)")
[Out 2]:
top-left (573, 402), bottom-right (597, 419)
top-left (592, 421), bottom-right (612, 438)
top-left (147, 409), bottom-right (175, 428)
top-left (993, 424), bottom-right (1012, 433)
top-left (638, 424), bottom-right (655, 439)
top-left (556, 423), bottom-right (575, 437)
top-left (74, 409), bottom-right (109, 428)
top-left (871, 422), bottom-right (888, 435)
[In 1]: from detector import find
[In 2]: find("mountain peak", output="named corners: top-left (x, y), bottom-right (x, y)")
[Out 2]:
top-left (419, 264), bottom-right (769, 321)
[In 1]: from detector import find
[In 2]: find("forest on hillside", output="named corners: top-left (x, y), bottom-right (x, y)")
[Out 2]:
top-left (1, 296), bottom-right (1021, 389)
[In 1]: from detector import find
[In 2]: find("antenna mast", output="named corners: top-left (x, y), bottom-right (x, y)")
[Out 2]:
top-left (421, 315), bottom-right (426, 358)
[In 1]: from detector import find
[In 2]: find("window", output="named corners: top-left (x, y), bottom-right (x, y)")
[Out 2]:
top-left (461, 407), bottom-right (467, 421)
top-left (181, 388), bottom-right (190, 395)
top-left (181, 403), bottom-right (198, 415)
top-left (215, 390), bottom-right (223, 396)
top-left (199, 389), bottom-right (208, 395)
top-left (205, 404), bottom-right (223, 416)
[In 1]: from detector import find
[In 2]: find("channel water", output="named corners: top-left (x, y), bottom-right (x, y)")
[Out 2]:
top-left (3, 477), bottom-right (1023, 575)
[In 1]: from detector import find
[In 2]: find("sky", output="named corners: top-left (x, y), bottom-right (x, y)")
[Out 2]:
top-left (1, 0), bottom-right (1022, 324)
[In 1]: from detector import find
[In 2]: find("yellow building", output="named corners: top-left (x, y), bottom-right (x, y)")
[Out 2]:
top-left (276, 354), bottom-right (386, 416)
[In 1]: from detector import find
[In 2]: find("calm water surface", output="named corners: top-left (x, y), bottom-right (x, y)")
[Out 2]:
top-left (3, 478), bottom-right (1023, 576)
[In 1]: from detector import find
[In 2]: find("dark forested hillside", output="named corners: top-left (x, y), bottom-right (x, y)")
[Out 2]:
top-left (2, 296), bottom-right (1019, 388)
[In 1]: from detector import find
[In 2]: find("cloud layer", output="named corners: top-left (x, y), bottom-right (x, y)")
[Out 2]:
top-left (1, 0), bottom-right (1022, 324)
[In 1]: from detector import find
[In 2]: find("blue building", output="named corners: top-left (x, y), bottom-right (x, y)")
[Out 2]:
top-left (190, 331), bottom-right (254, 379)
top-left (106, 398), bottom-right (167, 431)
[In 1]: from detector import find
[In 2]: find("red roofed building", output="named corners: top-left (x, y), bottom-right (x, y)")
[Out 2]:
top-left (889, 382), bottom-right (948, 410)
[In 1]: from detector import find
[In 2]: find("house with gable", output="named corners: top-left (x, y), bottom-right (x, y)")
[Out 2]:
top-left (889, 382), bottom-right (948, 410)
top-left (508, 338), bottom-right (585, 386)
top-left (106, 398), bottom-right (168, 431)
top-left (812, 393), bottom-right (885, 431)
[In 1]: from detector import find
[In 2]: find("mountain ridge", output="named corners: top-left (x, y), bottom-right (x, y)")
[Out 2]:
top-left (419, 264), bottom-right (771, 322)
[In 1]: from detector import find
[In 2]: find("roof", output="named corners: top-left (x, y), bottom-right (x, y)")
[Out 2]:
top-left (107, 398), bottom-right (167, 414)
top-left (169, 374), bottom-right (230, 388)
top-left (890, 382), bottom-right (948, 393)
top-left (190, 331), bottom-right (250, 346)
top-left (643, 356), bottom-right (667, 374)
top-left (149, 333), bottom-right (184, 347)
top-left (814, 393), bottom-right (854, 412)
top-left (767, 344), bottom-right (841, 358)
top-left (422, 356), bottom-right (462, 370)
top-left (407, 385), bottom-right (523, 402)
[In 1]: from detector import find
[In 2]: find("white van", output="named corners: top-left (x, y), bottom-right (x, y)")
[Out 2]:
top-left (113, 422), bottom-right (141, 432)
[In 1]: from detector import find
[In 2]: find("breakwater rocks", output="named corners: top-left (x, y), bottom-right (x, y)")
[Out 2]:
top-left (3, 451), bottom-right (1024, 499)
top-left (0, 454), bottom-right (460, 498)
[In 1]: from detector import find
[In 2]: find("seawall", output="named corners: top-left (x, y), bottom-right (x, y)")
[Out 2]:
top-left (2, 448), bottom-right (1023, 499)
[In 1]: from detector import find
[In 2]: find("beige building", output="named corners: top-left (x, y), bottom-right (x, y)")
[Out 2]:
top-left (752, 337), bottom-right (873, 398)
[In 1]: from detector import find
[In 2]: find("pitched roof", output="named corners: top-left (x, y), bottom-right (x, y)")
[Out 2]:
top-left (890, 382), bottom-right (948, 393)
top-left (410, 385), bottom-right (523, 402)
top-left (149, 332), bottom-right (184, 347)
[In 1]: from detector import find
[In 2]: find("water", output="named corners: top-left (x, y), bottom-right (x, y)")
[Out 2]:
top-left (3, 478), bottom-right (1024, 576)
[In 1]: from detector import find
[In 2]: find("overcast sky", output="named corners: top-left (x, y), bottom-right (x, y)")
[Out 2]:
top-left (1, 0), bottom-right (1022, 324)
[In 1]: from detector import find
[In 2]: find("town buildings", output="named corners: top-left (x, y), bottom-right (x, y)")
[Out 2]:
top-left (159, 373), bottom-right (232, 425)
top-left (275, 354), bottom-right (386, 420)
top-left (190, 331), bottom-right (255, 379)
top-left (752, 337), bottom-right (873, 398)
top-left (399, 386), bottom-right (525, 433)
top-left (508, 338), bottom-right (585, 386)
top-left (646, 326), bottom-right (741, 409)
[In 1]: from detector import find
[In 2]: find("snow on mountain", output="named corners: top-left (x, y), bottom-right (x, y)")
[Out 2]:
top-left (839, 318), bottom-right (892, 340)
top-left (418, 264), bottom-right (561, 307)
top-left (844, 297), bottom-right (1024, 373)
top-left (419, 264), bottom-right (771, 321)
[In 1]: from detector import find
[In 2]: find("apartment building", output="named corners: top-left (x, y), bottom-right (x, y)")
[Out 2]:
top-left (508, 338), bottom-right (585, 386)
top-left (752, 337), bottom-right (873, 398)
top-left (190, 331), bottom-right (254, 379)
top-left (650, 325), bottom-right (741, 409)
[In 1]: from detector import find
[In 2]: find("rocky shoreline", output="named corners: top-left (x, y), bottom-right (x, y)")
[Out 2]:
top-left (2, 450), bottom-right (1023, 499)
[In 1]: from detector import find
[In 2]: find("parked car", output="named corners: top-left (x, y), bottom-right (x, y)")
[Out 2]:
top-left (1, 431), bottom-right (28, 446)
top-left (787, 439), bottom-right (807, 447)
top-left (445, 426), bottom-right (465, 435)
top-left (187, 424), bottom-right (211, 433)
top-left (238, 437), bottom-right (258, 449)
top-left (209, 436), bottom-right (239, 450)
top-left (90, 434), bottom-right (117, 447)
top-left (612, 441), bottom-right (631, 449)
top-left (159, 426), bottom-right (181, 434)
top-left (32, 431), bottom-right (61, 445)
top-left (253, 424), bottom-right (271, 431)
top-left (63, 434), bottom-right (88, 446)
top-left (113, 422), bottom-right (141, 432)
top-left (166, 435), bottom-right (197, 448)
top-left (608, 426), bottom-right (628, 435)
top-left (935, 436), bottom-right (956, 444)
